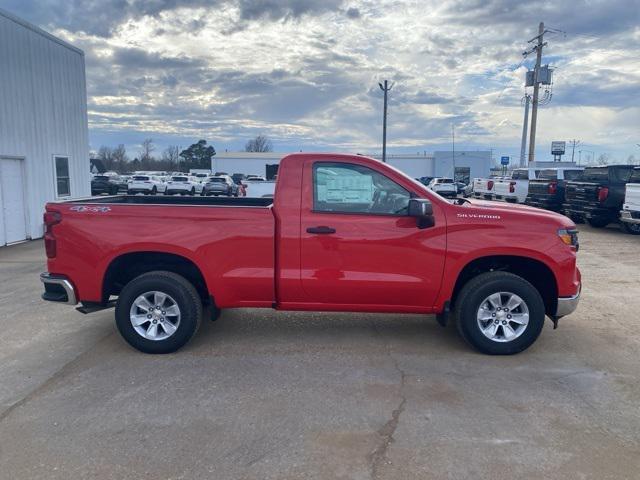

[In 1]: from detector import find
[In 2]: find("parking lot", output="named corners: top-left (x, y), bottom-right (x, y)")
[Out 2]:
top-left (0, 224), bottom-right (639, 480)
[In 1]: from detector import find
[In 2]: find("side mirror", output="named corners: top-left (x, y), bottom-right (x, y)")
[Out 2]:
top-left (408, 198), bottom-right (434, 229)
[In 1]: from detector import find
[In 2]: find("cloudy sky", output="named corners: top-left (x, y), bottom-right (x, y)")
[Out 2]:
top-left (3, 0), bottom-right (639, 162)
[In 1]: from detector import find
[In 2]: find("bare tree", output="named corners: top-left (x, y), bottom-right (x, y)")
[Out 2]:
top-left (596, 153), bottom-right (610, 165)
top-left (140, 138), bottom-right (155, 162)
top-left (245, 135), bottom-right (273, 152)
top-left (162, 145), bottom-right (181, 171)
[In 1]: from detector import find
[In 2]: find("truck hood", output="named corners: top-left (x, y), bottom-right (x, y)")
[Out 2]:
top-left (453, 198), bottom-right (574, 227)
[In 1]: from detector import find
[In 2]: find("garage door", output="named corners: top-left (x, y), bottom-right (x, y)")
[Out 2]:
top-left (0, 158), bottom-right (28, 245)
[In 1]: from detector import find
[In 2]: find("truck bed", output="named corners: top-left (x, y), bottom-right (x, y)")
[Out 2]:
top-left (64, 195), bottom-right (274, 207)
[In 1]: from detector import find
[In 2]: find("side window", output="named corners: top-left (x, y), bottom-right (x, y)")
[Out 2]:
top-left (313, 162), bottom-right (411, 215)
top-left (54, 156), bottom-right (71, 197)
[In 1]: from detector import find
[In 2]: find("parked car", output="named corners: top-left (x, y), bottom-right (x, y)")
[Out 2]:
top-left (202, 175), bottom-right (238, 196)
top-left (127, 175), bottom-right (166, 195)
top-left (525, 168), bottom-right (584, 212)
top-left (246, 175), bottom-right (266, 182)
top-left (165, 176), bottom-right (197, 195)
top-left (427, 178), bottom-right (458, 198)
top-left (416, 176), bottom-right (434, 186)
top-left (41, 153), bottom-right (581, 356)
top-left (190, 173), bottom-right (209, 195)
top-left (620, 167), bottom-right (640, 235)
top-left (563, 165), bottom-right (636, 228)
top-left (91, 175), bottom-right (121, 195)
top-left (455, 182), bottom-right (467, 194)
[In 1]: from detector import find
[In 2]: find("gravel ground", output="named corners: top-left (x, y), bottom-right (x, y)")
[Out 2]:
top-left (0, 225), bottom-right (639, 480)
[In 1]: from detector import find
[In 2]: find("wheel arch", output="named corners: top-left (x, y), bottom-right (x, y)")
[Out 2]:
top-left (102, 251), bottom-right (210, 304)
top-left (450, 255), bottom-right (558, 317)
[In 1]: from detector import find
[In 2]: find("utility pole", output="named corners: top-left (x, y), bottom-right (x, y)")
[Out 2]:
top-left (379, 80), bottom-right (393, 163)
top-left (526, 22), bottom-right (547, 163)
top-left (569, 139), bottom-right (581, 163)
top-left (451, 124), bottom-right (455, 179)
top-left (519, 94), bottom-right (531, 167)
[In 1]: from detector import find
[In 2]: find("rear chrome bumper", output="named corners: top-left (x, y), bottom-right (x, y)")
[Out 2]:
top-left (555, 286), bottom-right (581, 318)
top-left (620, 210), bottom-right (640, 224)
top-left (40, 273), bottom-right (77, 305)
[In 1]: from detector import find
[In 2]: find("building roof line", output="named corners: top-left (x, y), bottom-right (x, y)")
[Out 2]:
top-left (0, 7), bottom-right (84, 56)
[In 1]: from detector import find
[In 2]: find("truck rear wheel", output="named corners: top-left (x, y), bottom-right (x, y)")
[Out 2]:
top-left (115, 271), bottom-right (202, 354)
top-left (587, 216), bottom-right (610, 228)
top-left (454, 272), bottom-right (545, 355)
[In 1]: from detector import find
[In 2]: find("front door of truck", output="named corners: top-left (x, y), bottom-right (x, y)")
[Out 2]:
top-left (299, 159), bottom-right (446, 309)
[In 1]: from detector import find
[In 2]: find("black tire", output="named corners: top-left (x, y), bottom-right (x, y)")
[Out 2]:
top-left (191, 188), bottom-right (195, 195)
top-left (621, 221), bottom-right (640, 235)
top-left (454, 271), bottom-right (545, 355)
top-left (567, 213), bottom-right (584, 224)
top-left (151, 187), bottom-right (157, 195)
top-left (115, 271), bottom-right (203, 354)
top-left (587, 216), bottom-right (610, 228)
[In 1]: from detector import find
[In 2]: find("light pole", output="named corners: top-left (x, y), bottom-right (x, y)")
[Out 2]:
top-left (379, 80), bottom-right (393, 162)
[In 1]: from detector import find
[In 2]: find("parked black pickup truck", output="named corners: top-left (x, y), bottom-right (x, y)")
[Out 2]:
top-left (563, 165), bottom-right (635, 228)
top-left (525, 168), bottom-right (584, 212)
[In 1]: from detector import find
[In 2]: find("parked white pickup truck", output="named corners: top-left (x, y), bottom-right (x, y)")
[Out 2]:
top-left (472, 177), bottom-right (503, 200)
top-left (493, 168), bottom-right (542, 203)
top-left (620, 167), bottom-right (640, 235)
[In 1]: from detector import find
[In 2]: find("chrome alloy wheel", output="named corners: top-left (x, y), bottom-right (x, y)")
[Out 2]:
top-left (476, 292), bottom-right (529, 343)
top-left (129, 291), bottom-right (181, 341)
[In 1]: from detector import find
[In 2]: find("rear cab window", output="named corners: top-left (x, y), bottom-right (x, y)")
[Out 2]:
top-left (511, 170), bottom-right (529, 180)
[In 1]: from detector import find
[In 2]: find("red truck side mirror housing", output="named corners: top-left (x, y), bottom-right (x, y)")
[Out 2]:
top-left (408, 198), bottom-right (435, 229)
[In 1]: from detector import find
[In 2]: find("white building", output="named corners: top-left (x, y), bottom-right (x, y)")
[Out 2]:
top-left (211, 151), bottom-right (492, 184)
top-left (0, 9), bottom-right (90, 246)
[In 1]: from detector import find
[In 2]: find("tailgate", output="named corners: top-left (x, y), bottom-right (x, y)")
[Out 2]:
top-left (528, 180), bottom-right (551, 195)
top-left (565, 181), bottom-right (599, 202)
top-left (624, 183), bottom-right (640, 210)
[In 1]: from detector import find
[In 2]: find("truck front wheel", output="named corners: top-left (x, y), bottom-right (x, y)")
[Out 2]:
top-left (453, 272), bottom-right (545, 355)
top-left (115, 271), bottom-right (202, 354)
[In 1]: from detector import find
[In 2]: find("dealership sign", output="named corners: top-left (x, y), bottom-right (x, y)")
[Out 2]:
top-left (551, 141), bottom-right (566, 155)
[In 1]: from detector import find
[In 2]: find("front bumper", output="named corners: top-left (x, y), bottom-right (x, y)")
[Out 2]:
top-left (554, 286), bottom-right (581, 318)
top-left (40, 273), bottom-right (77, 305)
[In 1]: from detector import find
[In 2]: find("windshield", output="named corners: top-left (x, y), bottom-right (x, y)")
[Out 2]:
top-left (171, 177), bottom-right (188, 182)
top-left (133, 176), bottom-right (149, 181)
top-left (438, 178), bottom-right (453, 183)
top-left (209, 177), bottom-right (225, 183)
top-left (630, 169), bottom-right (640, 183)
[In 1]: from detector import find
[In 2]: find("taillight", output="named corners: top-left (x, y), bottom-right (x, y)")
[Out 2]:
top-left (548, 182), bottom-right (558, 194)
top-left (597, 186), bottom-right (609, 203)
top-left (43, 211), bottom-right (61, 259)
top-left (487, 180), bottom-right (494, 190)
top-left (509, 181), bottom-right (516, 193)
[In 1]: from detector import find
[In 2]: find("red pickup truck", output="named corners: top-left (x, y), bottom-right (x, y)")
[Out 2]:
top-left (41, 153), bottom-right (581, 355)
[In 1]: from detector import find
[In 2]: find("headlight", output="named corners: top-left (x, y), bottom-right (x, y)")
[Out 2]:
top-left (558, 228), bottom-right (579, 250)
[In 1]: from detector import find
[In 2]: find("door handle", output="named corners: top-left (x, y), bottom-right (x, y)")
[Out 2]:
top-left (306, 226), bottom-right (336, 234)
